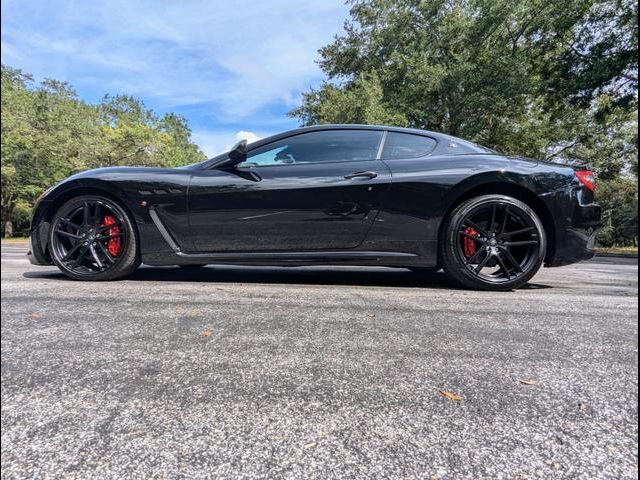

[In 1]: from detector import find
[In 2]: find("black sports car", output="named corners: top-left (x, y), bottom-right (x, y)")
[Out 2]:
top-left (28, 125), bottom-right (601, 290)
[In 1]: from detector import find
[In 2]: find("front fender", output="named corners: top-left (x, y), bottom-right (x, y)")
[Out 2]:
top-left (31, 178), bottom-right (134, 228)
top-left (29, 178), bottom-right (135, 264)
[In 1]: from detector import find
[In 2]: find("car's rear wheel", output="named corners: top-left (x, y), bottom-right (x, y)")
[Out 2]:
top-left (49, 195), bottom-right (140, 280)
top-left (440, 195), bottom-right (546, 291)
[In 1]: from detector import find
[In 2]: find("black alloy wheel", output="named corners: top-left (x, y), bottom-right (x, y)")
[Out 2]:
top-left (440, 195), bottom-right (546, 290)
top-left (49, 195), bottom-right (140, 280)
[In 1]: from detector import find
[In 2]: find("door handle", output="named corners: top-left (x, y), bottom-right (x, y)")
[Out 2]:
top-left (344, 171), bottom-right (378, 180)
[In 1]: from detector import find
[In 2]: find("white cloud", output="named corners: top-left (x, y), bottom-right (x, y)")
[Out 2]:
top-left (192, 130), bottom-right (267, 157)
top-left (1, 0), bottom-right (349, 121)
top-left (235, 131), bottom-right (262, 144)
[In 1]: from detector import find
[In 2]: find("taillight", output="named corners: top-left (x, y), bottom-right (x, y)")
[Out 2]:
top-left (575, 171), bottom-right (596, 191)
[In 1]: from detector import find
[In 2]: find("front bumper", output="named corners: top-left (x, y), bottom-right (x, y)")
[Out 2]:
top-left (27, 222), bottom-right (53, 266)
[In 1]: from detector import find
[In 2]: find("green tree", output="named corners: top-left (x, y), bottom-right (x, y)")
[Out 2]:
top-left (291, 0), bottom-right (638, 246)
top-left (290, 71), bottom-right (408, 126)
top-left (1, 65), bottom-right (206, 237)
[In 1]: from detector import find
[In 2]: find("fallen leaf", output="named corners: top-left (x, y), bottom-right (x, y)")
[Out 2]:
top-left (201, 329), bottom-right (213, 337)
top-left (30, 312), bottom-right (43, 320)
top-left (304, 442), bottom-right (316, 449)
top-left (518, 379), bottom-right (537, 385)
top-left (439, 390), bottom-right (462, 401)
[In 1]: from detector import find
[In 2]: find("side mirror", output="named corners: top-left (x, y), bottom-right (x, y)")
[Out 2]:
top-left (215, 139), bottom-right (248, 169)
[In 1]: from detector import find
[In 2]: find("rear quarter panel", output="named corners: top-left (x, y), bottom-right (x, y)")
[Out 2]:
top-left (361, 154), bottom-right (577, 264)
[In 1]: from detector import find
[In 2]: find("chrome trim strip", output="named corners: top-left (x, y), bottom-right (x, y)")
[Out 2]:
top-left (376, 130), bottom-right (388, 160)
top-left (148, 207), bottom-right (181, 252)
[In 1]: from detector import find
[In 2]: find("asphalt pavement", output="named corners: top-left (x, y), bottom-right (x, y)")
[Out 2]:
top-left (1, 242), bottom-right (638, 479)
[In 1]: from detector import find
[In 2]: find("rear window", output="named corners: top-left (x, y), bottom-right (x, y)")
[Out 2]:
top-left (381, 132), bottom-right (437, 159)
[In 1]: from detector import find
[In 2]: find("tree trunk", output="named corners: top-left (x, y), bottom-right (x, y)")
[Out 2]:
top-left (2, 201), bottom-right (16, 238)
top-left (3, 220), bottom-right (13, 238)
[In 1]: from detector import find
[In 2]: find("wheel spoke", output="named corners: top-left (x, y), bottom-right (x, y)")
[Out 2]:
top-left (89, 245), bottom-right (104, 269)
top-left (499, 247), bottom-right (524, 273)
top-left (96, 232), bottom-right (123, 241)
top-left (459, 230), bottom-right (483, 242)
top-left (489, 205), bottom-right (497, 232)
top-left (69, 246), bottom-right (89, 267)
top-left (498, 207), bottom-right (510, 234)
top-left (55, 230), bottom-right (82, 240)
top-left (96, 242), bottom-right (116, 263)
top-left (82, 201), bottom-right (90, 226)
top-left (501, 227), bottom-right (536, 238)
top-left (504, 240), bottom-right (538, 247)
top-left (461, 219), bottom-right (489, 237)
top-left (61, 241), bottom-right (84, 261)
top-left (93, 202), bottom-right (101, 224)
top-left (97, 222), bottom-right (122, 233)
top-left (474, 253), bottom-right (492, 273)
top-left (464, 246), bottom-right (486, 265)
top-left (60, 218), bottom-right (82, 230)
top-left (495, 254), bottom-right (512, 279)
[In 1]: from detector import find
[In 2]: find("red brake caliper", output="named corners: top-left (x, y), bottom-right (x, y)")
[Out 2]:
top-left (463, 227), bottom-right (479, 258)
top-left (103, 215), bottom-right (122, 256)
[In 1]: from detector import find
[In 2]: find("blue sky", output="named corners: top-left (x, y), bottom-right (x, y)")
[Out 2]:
top-left (1, 0), bottom-right (349, 156)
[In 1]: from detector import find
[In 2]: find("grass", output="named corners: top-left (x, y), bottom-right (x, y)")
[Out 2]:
top-left (596, 246), bottom-right (638, 256)
top-left (0, 237), bottom-right (29, 243)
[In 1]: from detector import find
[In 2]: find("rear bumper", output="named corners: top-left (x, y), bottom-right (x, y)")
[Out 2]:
top-left (546, 195), bottom-right (601, 267)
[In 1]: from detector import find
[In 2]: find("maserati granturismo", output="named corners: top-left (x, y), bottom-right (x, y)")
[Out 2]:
top-left (28, 125), bottom-right (601, 290)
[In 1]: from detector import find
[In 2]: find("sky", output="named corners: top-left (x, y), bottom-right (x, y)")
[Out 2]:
top-left (0, 0), bottom-right (350, 156)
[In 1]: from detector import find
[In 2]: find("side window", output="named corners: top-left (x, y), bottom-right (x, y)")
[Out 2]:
top-left (381, 132), bottom-right (437, 159)
top-left (239, 130), bottom-right (383, 167)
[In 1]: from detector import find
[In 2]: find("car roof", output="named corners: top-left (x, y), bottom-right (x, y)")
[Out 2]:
top-left (270, 124), bottom-right (448, 140)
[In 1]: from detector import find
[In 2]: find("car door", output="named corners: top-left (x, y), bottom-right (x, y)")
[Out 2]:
top-left (188, 129), bottom-right (391, 252)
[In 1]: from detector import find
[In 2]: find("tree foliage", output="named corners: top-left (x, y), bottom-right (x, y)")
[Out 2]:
top-left (1, 65), bottom-right (205, 236)
top-left (290, 0), bottom-right (638, 246)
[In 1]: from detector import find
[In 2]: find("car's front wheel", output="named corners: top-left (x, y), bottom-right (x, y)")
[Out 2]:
top-left (49, 195), bottom-right (140, 280)
top-left (440, 195), bottom-right (546, 291)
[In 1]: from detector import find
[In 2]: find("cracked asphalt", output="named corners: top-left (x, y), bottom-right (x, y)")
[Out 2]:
top-left (1, 242), bottom-right (638, 479)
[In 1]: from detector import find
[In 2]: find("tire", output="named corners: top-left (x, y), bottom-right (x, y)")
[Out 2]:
top-left (49, 195), bottom-right (140, 280)
top-left (439, 195), bottom-right (546, 291)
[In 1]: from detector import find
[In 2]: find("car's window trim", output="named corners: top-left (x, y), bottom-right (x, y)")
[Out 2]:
top-left (229, 128), bottom-right (387, 169)
top-left (237, 157), bottom-right (383, 171)
top-left (375, 130), bottom-right (388, 160)
top-left (379, 132), bottom-right (439, 160)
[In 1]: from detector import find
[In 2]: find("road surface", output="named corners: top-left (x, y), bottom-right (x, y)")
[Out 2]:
top-left (1, 242), bottom-right (638, 479)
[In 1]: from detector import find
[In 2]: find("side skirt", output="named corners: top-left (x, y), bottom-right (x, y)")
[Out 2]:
top-left (146, 205), bottom-right (420, 267)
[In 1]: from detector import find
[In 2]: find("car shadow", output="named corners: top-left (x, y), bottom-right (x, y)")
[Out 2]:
top-left (23, 265), bottom-right (553, 291)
